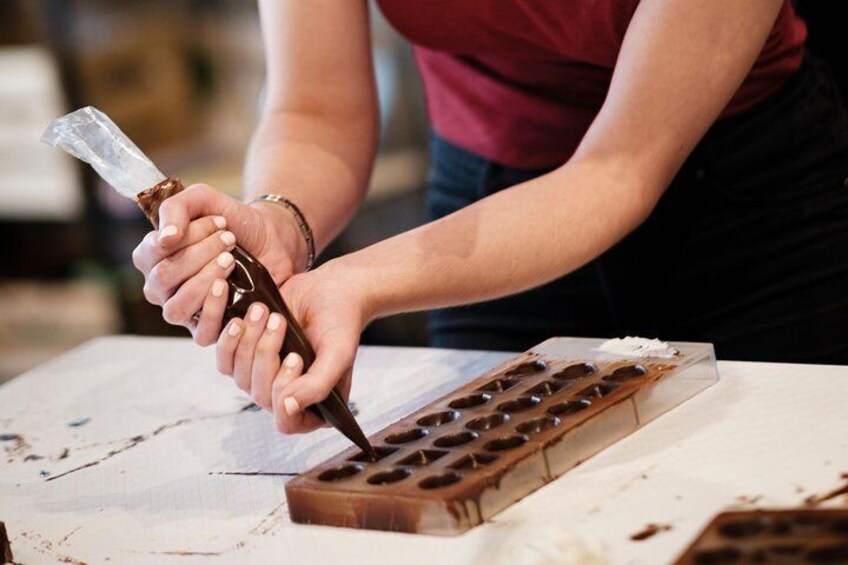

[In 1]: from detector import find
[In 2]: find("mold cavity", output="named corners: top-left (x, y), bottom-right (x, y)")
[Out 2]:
top-left (398, 449), bottom-right (449, 467)
top-left (807, 543), bottom-right (848, 563)
top-left (552, 362), bottom-right (597, 380)
top-left (348, 446), bottom-right (398, 462)
top-left (317, 464), bottom-right (363, 482)
top-left (527, 380), bottom-right (563, 397)
top-left (692, 548), bottom-right (742, 564)
top-left (385, 428), bottom-right (428, 445)
top-left (504, 359), bottom-right (547, 376)
top-left (466, 413), bottom-right (509, 431)
top-left (477, 378), bottom-right (520, 393)
top-left (575, 383), bottom-right (618, 399)
top-left (832, 519), bottom-right (848, 535)
top-left (497, 396), bottom-right (541, 413)
top-left (449, 393), bottom-right (491, 410)
top-left (418, 472), bottom-right (463, 490)
top-left (433, 431), bottom-right (478, 448)
top-left (449, 453), bottom-right (499, 471)
top-left (794, 514), bottom-right (830, 530)
top-left (417, 410), bottom-right (460, 427)
top-left (516, 416), bottom-right (561, 435)
top-left (717, 518), bottom-right (771, 539)
top-left (548, 399), bottom-right (592, 416)
top-left (366, 468), bottom-right (411, 485)
top-left (604, 364), bottom-right (648, 382)
top-left (768, 545), bottom-right (803, 555)
top-left (484, 435), bottom-right (528, 452)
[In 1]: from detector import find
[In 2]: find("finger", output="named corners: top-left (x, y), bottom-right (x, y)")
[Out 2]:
top-left (134, 215), bottom-right (226, 274)
top-left (232, 303), bottom-right (269, 393)
top-left (158, 184), bottom-right (242, 248)
top-left (216, 319), bottom-right (244, 376)
top-left (146, 231), bottom-right (236, 306)
top-left (250, 313), bottom-right (287, 411)
top-left (193, 278), bottom-right (229, 346)
top-left (161, 248), bottom-right (236, 327)
top-left (275, 344), bottom-right (355, 434)
top-left (271, 353), bottom-right (323, 434)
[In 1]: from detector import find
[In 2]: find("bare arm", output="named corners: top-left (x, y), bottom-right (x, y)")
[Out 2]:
top-left (336, 0), bottom-right (784, 317)
top-left (247, 0), bottom-right (379, 266)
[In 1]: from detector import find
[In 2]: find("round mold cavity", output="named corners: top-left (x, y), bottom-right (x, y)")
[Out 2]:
top-left (547, 399), bottom-right (592, 417)
top-left (575, 382), bottom-right (618, 399)
top-left (317, 464), bottom-right (363, 482)
top-left (504, 359), bottom-right (547, 377)
top-left (449, 453), bottom-right (499, 471)
top-left (768, 545), bottom-right (803, 556)
top-left (527, 380), bottom-right (563, 397)
top-left (385, 428), bottom-right (428, 445)
top-left (477, 377), bottom-right (520, 393)
top-left (832, 518), bottom-right (848, 535)
top-left (807, 543), bottom-right (848, 563)
top-left (449, 393), bottom-right (491, 410)
top-left (433, 431), bottom-right (479, 448)
top-left (398, 449), bottom-right (448, 467)
top-left (604, 364), bottom-right (648, 382)
top-left (418, 472), bottom-right (463, 490)
top-left (497, 396), bottom-right (541, 414)
top-left (348, 445), bottom-right (398, 462)
top-left (515, 416), bottom-right (561, 435)
top-left (466, 413), bottom-right (509, 431)
top-left (692, 547), bottom-right (742, 564)
top-left (484, 434), bottom-right (528, 452)
top-left (717, 517), bottom-right (771, 539)
top-left (552, 362), bottom-right (597, 380)
top-left (416, 410), bottom-right (460, 427)
top-left (367, 468), bottom-right (411, 485)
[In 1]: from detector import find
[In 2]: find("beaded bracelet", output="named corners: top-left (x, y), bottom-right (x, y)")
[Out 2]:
top-left (249, 194), bottom-right (316, 271)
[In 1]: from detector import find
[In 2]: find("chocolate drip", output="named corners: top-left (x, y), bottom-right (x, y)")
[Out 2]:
top-left (137, 178), bottom-right (373, 458)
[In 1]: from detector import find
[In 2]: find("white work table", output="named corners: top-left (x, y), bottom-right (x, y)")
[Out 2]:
top-left (1, 336), bottom-right (846, 564)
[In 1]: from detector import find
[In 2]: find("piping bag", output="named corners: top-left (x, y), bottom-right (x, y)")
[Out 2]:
top-left (42, 107), bottom-right (375, 459)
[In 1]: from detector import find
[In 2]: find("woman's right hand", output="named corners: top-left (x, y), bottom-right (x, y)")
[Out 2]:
top-left (131, 183), bottom-right (307, 345)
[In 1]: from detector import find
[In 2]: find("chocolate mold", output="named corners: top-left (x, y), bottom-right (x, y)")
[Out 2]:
top-left (673, 509), bottom-right (848, 564)
top-left (287, 337), bottom-right (717, 535)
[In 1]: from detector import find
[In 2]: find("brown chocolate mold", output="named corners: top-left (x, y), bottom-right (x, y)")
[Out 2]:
top-left (673, 509), bottom-right (848, 564)
top-left (286, 338), bottom-right (716, 535)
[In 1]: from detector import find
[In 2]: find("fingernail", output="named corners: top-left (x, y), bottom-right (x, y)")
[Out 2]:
top-left (227, 322), bottom-right (242, 337)
top-left (159, 225), bottom-right (178, 240)
top-left (267, 313), bottom-right (282, 331)
top-left (220, 231), bottom-right (236, 246)
top-left (283, 352), bottom-right (300, 368)
top-left (217, 252), bottom-right (234, 268)
top-left (213, 216), bottom-right (227, 229)
top-left (284, 396), bottom-right (300, 416)
top-left (249, 303), bottom-right (264, 322)
top-left (211, 280), bottom-right (226, 298)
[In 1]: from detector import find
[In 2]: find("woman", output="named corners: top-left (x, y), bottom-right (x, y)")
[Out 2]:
top-left (133, 0), bottom-right (848, 434)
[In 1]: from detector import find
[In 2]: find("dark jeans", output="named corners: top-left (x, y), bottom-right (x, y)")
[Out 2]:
top-left (426, 56), bottom-right (848, 363)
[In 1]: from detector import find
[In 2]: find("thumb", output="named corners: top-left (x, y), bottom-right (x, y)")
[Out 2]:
top-left (157, 183), bottom-right (238, 247)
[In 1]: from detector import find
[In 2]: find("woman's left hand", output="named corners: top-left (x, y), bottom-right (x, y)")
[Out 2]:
top-left (215, 259), bottom-right (372, 434)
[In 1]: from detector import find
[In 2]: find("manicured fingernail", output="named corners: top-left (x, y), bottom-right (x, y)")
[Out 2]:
top-left (213, 216), bottom-right (227, 229)
top-left (249, 303), bottom-right (264, 322)
top-left (284, 396), bottom-right (300, 416)
top-left (267, 313), bottom-right (282, 331)
top-left (283, 352), bottom-right (300, 368)
top-left (211, 280), bottom-right (225, 298)
top-left (227, 322), bottom-right (242, 337)
top-left (220, 231), bottom-right (236, 246)
top-left (217, 251), bottom-right (234, 268)
top-left (159, 225), bottom-right (178, 240)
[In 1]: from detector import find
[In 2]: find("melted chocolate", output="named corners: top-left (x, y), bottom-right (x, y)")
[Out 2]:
top-left (137, 178), bottom-right (374, 459)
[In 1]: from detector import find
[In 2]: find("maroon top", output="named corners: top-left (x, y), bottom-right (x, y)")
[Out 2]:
top-left (377, 1), bottom-right (807, 168)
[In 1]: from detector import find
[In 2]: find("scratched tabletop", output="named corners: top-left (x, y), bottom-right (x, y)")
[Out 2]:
top-left (1, 336), bottom-right (846, 564)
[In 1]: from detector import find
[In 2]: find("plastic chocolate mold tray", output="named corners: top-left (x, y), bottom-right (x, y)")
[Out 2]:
top-left (286, 337), bottom-right (717, 535)
top-left (673, 509), bottom-right (848, 564)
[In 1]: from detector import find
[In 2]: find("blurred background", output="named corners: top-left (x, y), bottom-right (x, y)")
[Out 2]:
top-left (0, 1), bottom-right (844, 383)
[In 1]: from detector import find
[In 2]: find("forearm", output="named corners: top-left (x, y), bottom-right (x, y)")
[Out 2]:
top-left (244, 107), bottom-right (377, 257)
top-left (339, 154), bottom-right (658, 320)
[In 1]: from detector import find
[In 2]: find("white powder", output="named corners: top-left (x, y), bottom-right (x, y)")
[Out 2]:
top-left (597, 336), bottom-right (678, 359)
